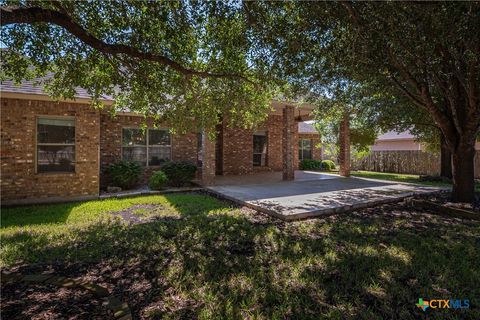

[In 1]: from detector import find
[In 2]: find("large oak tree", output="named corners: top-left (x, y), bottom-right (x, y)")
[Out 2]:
top-left (246, 1), bottom-right (480, 202)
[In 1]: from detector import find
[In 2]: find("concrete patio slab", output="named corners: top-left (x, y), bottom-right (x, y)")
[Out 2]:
top-left (212, 170), bottom-right (338, 186)
top-left (208, 171), bottom-right (444, 221)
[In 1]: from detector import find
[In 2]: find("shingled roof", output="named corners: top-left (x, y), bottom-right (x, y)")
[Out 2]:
top-left (1, 76), bottom-right (319, 120)
top-left (376, 131), bottom-right (415, 141)
top-left (1, 74), bottom-right (115, 101)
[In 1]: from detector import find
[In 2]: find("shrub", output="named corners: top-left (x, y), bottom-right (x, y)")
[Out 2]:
top-left (149, 171), bottom-right (168, 190)
top-left (300, 159), bottom-right (322, 170)
top-left (321, 160), bottom-right (336, 171)
top-left (106, 160), bottom-right (143, 189)
top-left (161, 161), bottom-right (197, 186)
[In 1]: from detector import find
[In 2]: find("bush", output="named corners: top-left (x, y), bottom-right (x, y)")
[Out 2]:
top-left (321, 160), bottom-right (336, 171)
top-left (161, 161), bottom-right (197, 186)
top-left (149, 171), bottom-right (168, 190)
top-left (300, 159), bottom-right (322, 170)
top-left (300, 159), bottom-right (337, 171)
top-left (106, 160), bottom-right (143, 189)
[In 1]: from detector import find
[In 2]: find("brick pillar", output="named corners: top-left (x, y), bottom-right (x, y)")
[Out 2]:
top-left (339, 112), bottom-right (350, 177)
top-left (282, 105), bottom-right (295, 180)
top-left (200, 131), bottom-right (216, 186)
top-left (313, 137), bottom-right (322, 160)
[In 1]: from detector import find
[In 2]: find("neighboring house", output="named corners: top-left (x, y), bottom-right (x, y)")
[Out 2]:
top-left (1, 78), bottom-right (321, 205)
top-left (372, 131), bottom-right (423, 151)
top-left (372, 130), bottom-right (480, 151)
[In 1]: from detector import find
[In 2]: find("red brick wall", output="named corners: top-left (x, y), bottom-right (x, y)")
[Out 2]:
top-left (219, 114), bottom-right (287, 175)
top-left (215, 124), bottom-right (224, 175)
top-left (1, 98), bottom-right (100, 202)
top-left (282, 106), bottom-right (296, 180)
top-left (294, 122), bottom-right (300, 170)
top-left (218, 114), bottom-right (304, 175)
top-left (265, 115), bottom-right (283, 171)
top-left (220, 121), bottom-right (254, 175)
top-left (99, 112), bottom-right (198, 186)
top-left (1, 98), bottom-right (321, 202)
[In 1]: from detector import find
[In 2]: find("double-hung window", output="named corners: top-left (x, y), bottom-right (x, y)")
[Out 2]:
top-left (147, 129), bottom-right (171, 166)
top-left (298, 139), bottom-right (312, 160)
top-left (122, 128), bottom-right (171, 166)
top-left (37, 117), bottom-right (76, 173)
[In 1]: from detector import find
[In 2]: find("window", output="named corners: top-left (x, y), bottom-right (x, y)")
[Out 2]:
top-left (37, 117), bottom-right (75, 173)
top-left (122, 128), bottom-right (171, 166)
top-left (299, 139), bottom-right (312, 160)
top-left (148, 129), bottom-right (171, 166)
top-left (253, 132), bottom-right (268, 166)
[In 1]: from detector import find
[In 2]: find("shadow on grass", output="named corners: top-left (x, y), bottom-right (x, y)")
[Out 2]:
top-left (2, 195), bottom-right (479, 319)
top-left (1, 202), bottom-right (78, 228)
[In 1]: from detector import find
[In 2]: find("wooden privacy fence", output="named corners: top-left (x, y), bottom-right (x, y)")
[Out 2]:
top-left (351, 150), bottom-right (480, 178)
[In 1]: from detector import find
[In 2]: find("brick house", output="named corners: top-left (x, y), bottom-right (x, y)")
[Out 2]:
top-left (1, 79), bottom-right (321, 205)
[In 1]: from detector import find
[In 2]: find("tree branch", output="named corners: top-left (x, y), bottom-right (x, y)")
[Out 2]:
top-left (389, 75), bottom-right (426, 109)
top-left (339, 1), bottom-right (362, 28)
top-left (0, 5), bottom-right (255, 84)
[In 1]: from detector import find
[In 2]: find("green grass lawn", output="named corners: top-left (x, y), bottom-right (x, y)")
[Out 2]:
top-left (2, 193), bottom-right (479, 319)
top-left (351, 170), bottom-right (480, 191)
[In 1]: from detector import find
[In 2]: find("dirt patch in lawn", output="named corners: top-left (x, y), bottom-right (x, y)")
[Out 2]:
top-left (109, 204), bottom-right (180, 224)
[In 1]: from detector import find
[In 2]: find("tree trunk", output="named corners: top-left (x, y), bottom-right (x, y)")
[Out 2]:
top-left (451, 144), bottom-right (475, 203)
top-left (440, 133), bottom-right (452, 179)
top-left (339, 112), bottom-right (350, 177)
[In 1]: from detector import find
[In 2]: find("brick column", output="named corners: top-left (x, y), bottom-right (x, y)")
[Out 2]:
top-left (200, 131), bottom-right (216, 186)
top-left (339, 112), bottom-right (350, 177)
top-left (312, 137), bottom-right (322, 160)
top-left (282, 105), bottom-right (295, 181)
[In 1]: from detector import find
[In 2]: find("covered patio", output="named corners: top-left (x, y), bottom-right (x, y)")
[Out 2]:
top-left (198, 101), bottom-right (327, 185)
top-left (208, 171), bottom-right (443, 221)
top-left (196, 102), bottom-right (442, 221)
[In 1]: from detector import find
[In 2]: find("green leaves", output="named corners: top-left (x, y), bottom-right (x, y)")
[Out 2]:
top-left (106, 160), bottom-right (144, 189)
top-left (1, 1), bottom-right (272, 133)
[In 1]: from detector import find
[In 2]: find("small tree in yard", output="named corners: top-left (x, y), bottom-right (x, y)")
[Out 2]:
top-left (246, 2), bottom-right (480, 202)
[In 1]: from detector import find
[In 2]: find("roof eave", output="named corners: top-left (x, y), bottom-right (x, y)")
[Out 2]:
top-left (1, 91), bottom-right (115, 105)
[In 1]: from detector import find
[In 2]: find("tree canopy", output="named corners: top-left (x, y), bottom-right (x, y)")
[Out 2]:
top-left (1, 1), bottom-right (273, 133)
top-left (245, 1), bottom-right (480, 201)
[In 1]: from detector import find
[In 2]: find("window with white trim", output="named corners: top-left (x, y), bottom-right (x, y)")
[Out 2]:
top-left (37, 117), bottom-right (75, 173)
top-left (298, 138), bottom-right (312, 160)
top-left (122, 128), bottom-right (171, 166)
